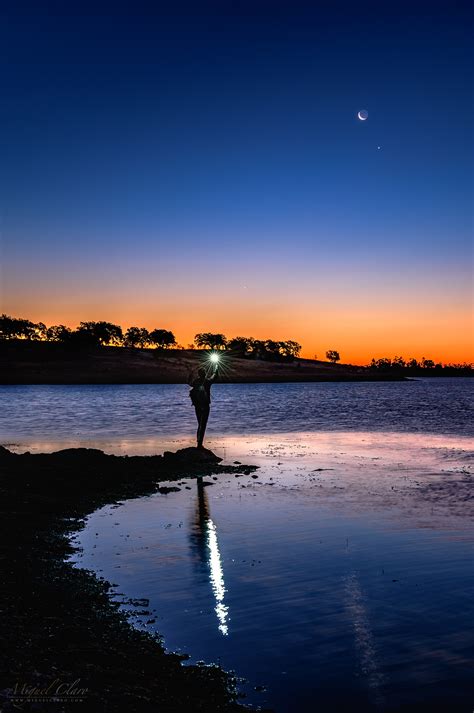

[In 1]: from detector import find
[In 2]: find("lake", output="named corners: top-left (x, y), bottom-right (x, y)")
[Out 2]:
top-left (1, 378), bottom-right (473, 449)
top-left (1, 379), bottom-right (473, 711)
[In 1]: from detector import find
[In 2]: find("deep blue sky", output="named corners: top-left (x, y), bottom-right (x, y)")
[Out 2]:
top-left (0, 1), bottom-right (472, 361)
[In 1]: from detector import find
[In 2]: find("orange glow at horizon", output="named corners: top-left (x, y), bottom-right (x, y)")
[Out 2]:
top-left (2, 246), bottom-right (472, 366)
top-left (3, 299), bottom-right (472, 365)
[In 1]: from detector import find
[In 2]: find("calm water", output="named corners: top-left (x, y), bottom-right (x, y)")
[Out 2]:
top-left (2, 379), bottom-right (474, 712)
top-left (0, 378), bottom-right (473, 448)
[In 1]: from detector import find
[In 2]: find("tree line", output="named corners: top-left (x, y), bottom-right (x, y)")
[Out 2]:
top-left (2, 315), bottom-right (471, 371)
top-left (367, 355), bottom-right (472, 374)
top-left (193, 333), bottom-right (301, 360)
top-left (0, 315), bottom-right (176, 349)
top-left (0, 315), bottom-right (301, 361)
top-left (0, 315), bottom-right (177, 348)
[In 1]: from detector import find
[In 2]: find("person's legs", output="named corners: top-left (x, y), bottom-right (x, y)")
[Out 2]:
top-left (197, 405), bottom-right (210, 448)
top-left (194, 405), bottom-right (201, 445)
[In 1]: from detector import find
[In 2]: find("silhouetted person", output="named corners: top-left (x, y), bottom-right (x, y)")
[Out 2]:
top-left (188, 363), bottom-right (218, 448)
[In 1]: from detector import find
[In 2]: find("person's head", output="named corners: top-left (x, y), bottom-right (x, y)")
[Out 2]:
top-left (198, 367), bottom-right (206, 379)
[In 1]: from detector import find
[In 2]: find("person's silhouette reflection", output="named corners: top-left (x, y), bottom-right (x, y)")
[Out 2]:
top-left (190, 476), bottom-right (210, 563)
top-left (189, 477), bottom-right (229, 635)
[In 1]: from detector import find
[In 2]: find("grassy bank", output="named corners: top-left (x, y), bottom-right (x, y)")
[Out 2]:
top-left (0, 446), bottom-right (261, 713)
top-left (0, 341), bottom-right (407, 384)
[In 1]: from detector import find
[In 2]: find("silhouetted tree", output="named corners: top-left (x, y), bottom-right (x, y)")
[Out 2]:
top-left (392, 355), bottom-right (406, 368)
top-left (264, 339), bottom-right (282, 360)
top-left (421, 357), bottom-right (435, 369)
top-left (46, 325), bottom-right (72, 342)
top-left (194, 332), bottom-right (227, 350)
top-left (326, 350), bottom-right (340, 363)
top-left (149, 329), bottom-right (176, 349)
top-left (374, 357), bottom-right (392, 370)
top-left (227, 336), bottom-right (255, 357)
top-left (251, 339), bottom-right (268, 360)
top-left (77, 321), bottom-right (123, 346)
top-left (280, 340), bottom-right (302, 359)
top-left (124, 327), bottom-right (150, 348)
top-left (0, 314), bottom-right (16, 339)
top-left (225, 336), bottom-right (301, 361)
top-left (31, 322), bottom-right (47, 340)
top-left (0, 314), bottom-right (45, 340)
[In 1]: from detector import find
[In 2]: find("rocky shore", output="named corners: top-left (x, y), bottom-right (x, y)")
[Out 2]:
top-left (0, 446), bottom-right (261, 713)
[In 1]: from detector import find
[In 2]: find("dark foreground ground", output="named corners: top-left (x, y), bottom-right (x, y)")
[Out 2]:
top-left (0, 446), bottom-right (262, 713)
top-left (0, 342), bottom-right (407, 384)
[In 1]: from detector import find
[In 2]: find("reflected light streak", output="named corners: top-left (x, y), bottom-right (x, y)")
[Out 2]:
top-left (205, 517), bottom-right (229, 636)
top-left (344, 572), bottom-right (385, 708)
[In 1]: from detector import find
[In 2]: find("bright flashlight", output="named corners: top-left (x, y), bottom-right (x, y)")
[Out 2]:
top-left (210, 353), bottom-right (220, 364)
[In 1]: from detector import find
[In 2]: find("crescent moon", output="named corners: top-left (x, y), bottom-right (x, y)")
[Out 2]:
top-left (357, 110), bottom-right (368, 121)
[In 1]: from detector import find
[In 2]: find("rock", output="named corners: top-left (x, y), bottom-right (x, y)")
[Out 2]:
top-left (157, 486), bottom-right (181, 494)
top-left (162, 447), bottom-right (222, 465)
top-left (126, 598), bottom-right (150, 607)
top-left (50, 448), bottom-right (108, 459)
top-left (0, 445), bottom-right (15, 458)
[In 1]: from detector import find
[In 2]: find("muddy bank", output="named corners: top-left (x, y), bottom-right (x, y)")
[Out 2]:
top-left (0, 446), bottom-right (261, 713)
top-left (0, 342), bottom-right (407, 384)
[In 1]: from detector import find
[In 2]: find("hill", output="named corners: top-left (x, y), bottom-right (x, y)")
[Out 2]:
top-left (0, 341), bottom-right (406, 384)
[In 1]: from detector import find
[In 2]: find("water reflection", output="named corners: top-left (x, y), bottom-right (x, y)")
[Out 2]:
top-left (71, 436), bottom-right (474, 713)
top-left (190, 477), bottom-right (229, 635)
top-left (344, 572), bottom-right (385, 709)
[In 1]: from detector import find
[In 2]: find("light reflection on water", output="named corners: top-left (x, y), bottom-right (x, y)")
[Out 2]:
top-left (192, 477), bottom-right (229, 636)
top-left (3, 381), bottom-right (473, 710)
top-left (70, 432), bottom-right (474, 713)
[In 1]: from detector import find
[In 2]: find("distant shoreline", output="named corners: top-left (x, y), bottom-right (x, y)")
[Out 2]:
top-left (0, 341), bottom-right (415, 384)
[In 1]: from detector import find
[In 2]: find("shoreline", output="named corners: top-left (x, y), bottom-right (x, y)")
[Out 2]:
top-left (0, 446), bottom-right (260, 713)
top-left (0, 375), bottom-right (410, 384)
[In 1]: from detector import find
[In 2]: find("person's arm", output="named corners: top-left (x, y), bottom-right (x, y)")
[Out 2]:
top-left (208, 364), bottom-right (219, 382)
top-left (187, 369), bottom-right (195, 386)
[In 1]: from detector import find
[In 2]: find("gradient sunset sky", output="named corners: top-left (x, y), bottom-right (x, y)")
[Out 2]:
top-left (1, 1), bottom-right (472, 363)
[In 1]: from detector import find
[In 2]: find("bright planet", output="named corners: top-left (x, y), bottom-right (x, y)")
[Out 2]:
top-left (357, 109), bottom-right (369, 120)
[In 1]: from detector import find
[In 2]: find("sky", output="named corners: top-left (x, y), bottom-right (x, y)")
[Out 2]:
top-left (0, 0), bottom-right (472, 363)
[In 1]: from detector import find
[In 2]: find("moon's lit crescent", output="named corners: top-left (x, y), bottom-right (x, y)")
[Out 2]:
top-left (357, 110), bottom-right (368, 121)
